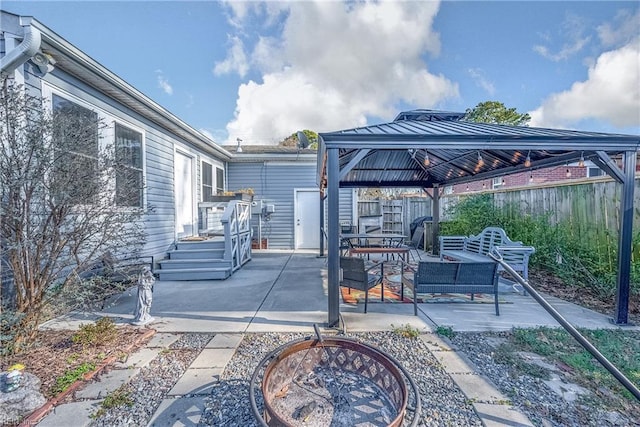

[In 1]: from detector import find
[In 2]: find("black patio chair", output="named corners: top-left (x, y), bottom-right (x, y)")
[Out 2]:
top-left (401, 225), bottom-right (424, 260)
top-left (340, 256), bottom-right (383, 313)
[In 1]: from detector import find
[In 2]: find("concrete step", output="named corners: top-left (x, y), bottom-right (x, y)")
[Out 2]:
top-left (158, 259), bottom-right (232, 270)
top-left (157, 267), bottom-right (231, 281)
top-left (175, 240), bottom-right (225, 251)
top-left (168, 248), bottom-right (225, 260)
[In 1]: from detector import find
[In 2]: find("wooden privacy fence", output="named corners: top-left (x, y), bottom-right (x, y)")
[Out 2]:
top-left (440, 177), bottom-right (640, 257)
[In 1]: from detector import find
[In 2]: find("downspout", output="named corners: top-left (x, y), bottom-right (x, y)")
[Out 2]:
top-left (0, 23), bottom-right (42, 78)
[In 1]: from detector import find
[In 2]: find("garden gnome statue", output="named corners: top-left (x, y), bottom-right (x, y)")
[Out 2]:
top-left (132, 265), bottom-right (155, 326)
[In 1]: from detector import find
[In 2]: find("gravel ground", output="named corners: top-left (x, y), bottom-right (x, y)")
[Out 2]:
top-left (450, 332), bottom-right (639, 427)
top-left (84, 331), bottom-right (639, 427)
top-left (200, 332), bottom-right (481, 427)
top-left (89, 333), bottom-right (213, 427)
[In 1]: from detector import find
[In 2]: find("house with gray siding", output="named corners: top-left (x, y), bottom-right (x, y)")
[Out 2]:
top-left (1, 10), bottom-right (232, 265)
top-left (1, 10), bottom-right (361, 284)
top-left (225, 145), bottom-right (355, 250)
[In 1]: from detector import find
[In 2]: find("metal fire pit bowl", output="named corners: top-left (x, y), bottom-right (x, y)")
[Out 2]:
top-left (250, 334), bottom-right (421, 427)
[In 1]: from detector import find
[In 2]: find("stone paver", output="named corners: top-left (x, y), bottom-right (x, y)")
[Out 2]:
top-left (114, 347), bottom-right (161, 369)
top-left (434, 349), bottom-right (476, 373)
top-left (419, 333), bottom-right (453, 351)
top-left (473, 402), bottom-right (535, 427)
top-left (205, 333), bottom-right (243, 348)
top-left (146, 333), bottom-right (180, 348)
top-left (168, 368), bottom-right (223, 396)
top-left (188, 348), bottom-right (236, 369)
top-left (37, 399), bottom-right (102, 427)
top-left (449, 372), bottom-right (506, 402)
top-left (75, 368), bottom-right (139, 399)
top-left (147, 396), bottom-right (206, 427)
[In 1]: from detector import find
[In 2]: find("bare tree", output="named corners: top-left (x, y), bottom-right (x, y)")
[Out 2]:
top-left (0, 80), bottom-right (146, 351)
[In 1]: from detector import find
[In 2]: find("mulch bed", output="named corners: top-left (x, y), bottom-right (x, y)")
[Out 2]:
top-left (2, 326), bottom-right (153, 399)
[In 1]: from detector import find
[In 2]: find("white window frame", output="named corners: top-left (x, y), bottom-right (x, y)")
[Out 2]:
top-left (42, 83), bottom-right (146, 209)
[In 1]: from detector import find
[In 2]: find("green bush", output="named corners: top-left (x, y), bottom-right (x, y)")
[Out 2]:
top-left (440, 194), bottom-right (639, 298)
top-left (72, 317), bottom-right (117, 348)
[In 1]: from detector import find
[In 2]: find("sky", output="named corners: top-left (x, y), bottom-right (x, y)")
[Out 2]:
top-left (3, 1), bottom-right (639, 145)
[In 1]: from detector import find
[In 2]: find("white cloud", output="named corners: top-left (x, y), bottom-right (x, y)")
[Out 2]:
top-left (597, 9), bottom-right (640, 48)
top-left (219, 1), bottom-right (458, 144)
top-left (213, 36), bottom-right (249, 77)
top-left (155, 70), bottom-right (173, 95)
top-left (533, 13), bottom-right (591, 61)
top-left (529, 38), bottom-right (640, 129)
top-left (468, 68), bottom-right (495, 96)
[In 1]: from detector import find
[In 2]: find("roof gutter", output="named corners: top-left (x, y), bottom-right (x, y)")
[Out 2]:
top-left (0, 20), bottom-right (41, 78)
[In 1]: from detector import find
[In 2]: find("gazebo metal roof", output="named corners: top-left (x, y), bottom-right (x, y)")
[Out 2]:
top-left (318, 110), bottom-right (639, 190)
top-left (317, 110), bottom-right (640, 327)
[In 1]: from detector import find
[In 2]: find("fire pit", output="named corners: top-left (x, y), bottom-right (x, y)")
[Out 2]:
top-left (250, 328), bottom-right (421, 426)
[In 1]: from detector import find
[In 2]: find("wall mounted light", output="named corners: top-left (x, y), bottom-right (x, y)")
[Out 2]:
top-left (524, 151), bottom-right (531, 168)
top-left (566, 163), bottom-right (571, 178)
top-left (529, 173), bottom-right (534, 183)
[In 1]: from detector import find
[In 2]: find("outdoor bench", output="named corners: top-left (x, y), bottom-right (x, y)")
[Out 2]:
top-left (439, 226), bottom-right (535, 282)
top-left (401, 261), bottom-right (500, 316)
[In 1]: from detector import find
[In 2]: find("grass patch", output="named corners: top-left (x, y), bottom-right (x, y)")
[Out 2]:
top-left (391, 323), bottom-right (421, 339)
top-left (435, 325), bottom-right (456, 339)
top-left (91, 387), bottom-right (134, 419)
top-left (50, 362), bottom-right (96, 395)
top-left (511, 327), bottom-right (640, 401)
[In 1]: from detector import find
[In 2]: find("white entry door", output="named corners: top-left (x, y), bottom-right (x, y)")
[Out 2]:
top-left (295, 189), bottom-right (320, 249)
top-left (175, 150), bottom-right (195, 239)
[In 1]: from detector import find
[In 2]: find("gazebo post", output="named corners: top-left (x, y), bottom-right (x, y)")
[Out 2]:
top-left (432, 185), bottom-right (440, 256)
top-left (327, 148), bottom-right (340, 327)
top-left (319, 193), bottom-right (325, 257)
top-left (614, 150), bottom-right (636, 324)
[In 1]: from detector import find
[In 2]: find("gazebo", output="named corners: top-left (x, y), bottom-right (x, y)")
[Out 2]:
top-left (317, 110), bottom-right (640, 327)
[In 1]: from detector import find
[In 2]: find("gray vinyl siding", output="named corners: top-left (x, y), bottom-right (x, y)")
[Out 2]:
top-left (228, 161), bottom-right (355, 249)
top-left (227, 162), bottom-right (315, 249)
top-left (33, 67), bottom-right (226, 262)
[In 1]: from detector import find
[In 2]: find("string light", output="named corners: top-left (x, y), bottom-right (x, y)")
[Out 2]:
top-left (578, 152), bottom-right (585, 167)
top-left (524, 151), bottom-right (531, 168)
top-left (477, 151), bottom-right (485, 168)
top-left (423, 151), bottom-right (431, 167)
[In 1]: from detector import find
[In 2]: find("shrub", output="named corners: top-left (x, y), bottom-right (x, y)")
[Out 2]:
top-left (72, 317), bottom-right (117, 348)
top-left (441, 194), bottom-right (638, 299)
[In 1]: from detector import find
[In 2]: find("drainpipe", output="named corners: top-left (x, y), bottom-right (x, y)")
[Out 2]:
top-left (0, 23), bottom-right (42, 78)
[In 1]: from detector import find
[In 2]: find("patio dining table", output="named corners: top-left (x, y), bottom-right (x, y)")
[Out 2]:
top-left (340, 233), bottom-right (407, 249)
top-left (341, 233), bottom-right (409, 263)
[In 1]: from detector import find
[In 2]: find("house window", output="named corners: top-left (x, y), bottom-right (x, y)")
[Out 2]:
top-left (215, 167), bottom-right (224, 194)
top-left (52, 94), bottom-right (99, 204)
top-left (444, 185), bottom-right (454, 195)
top-left (115, 123), bottom-right (143, 207)
top-left (202, 161), bottom-right (213, 202)
top-left (492, 177), bottom-right (504, 188)
top-left (588, 167), bottom-right (603, 177)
